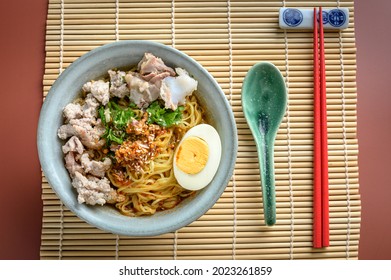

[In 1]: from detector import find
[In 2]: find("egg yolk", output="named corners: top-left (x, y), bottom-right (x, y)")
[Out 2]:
top-left (176, 136), bottom-right (209, 174)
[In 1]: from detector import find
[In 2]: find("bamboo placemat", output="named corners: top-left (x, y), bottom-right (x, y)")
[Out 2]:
top-left (41, 0), bottom-right (360, 260)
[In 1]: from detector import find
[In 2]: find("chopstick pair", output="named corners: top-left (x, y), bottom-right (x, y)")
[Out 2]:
top-left (313, 7), bottom-right (329, 248)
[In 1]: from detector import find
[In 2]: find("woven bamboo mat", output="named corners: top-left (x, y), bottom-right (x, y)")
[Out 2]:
top-left (41, 0), bottom-right (360, 260)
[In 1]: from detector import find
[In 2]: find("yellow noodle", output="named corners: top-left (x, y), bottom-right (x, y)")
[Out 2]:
top-left (109, 95), bottom-right (204, 216)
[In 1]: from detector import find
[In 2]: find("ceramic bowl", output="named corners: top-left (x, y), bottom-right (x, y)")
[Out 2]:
top-left (37, 40), bottom-right (237, 236)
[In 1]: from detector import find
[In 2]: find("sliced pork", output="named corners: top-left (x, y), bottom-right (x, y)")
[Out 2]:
top-left (83, 80), bottom-right (110, 106)
top-left (63, 103), bottom-right (83, 121)
top-left (138, 53), bottom-right (176, 77)
top-left (58, 124), bottom-right (76, 140)
top-left (125, 72), bottom-right (160, 108)
top-left (71, 119), bottom-right (106, 150)
top-left (62, 136), bottom-right (84, 155)
top-left (64, 152), bottom-right (84, 178)
top-left (72, 171), bottom-right (119, 205)
top-left (108, 70), bottom-right (129, 98)
top-left (58, 118), bottom-right (106, 149)
top-left (82, 93), bottom-right (100, 119)
top-left (80, 153), bottom-right (112, 178)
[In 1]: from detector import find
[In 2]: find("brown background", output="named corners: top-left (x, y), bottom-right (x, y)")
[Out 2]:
top-left (0, 0), bottom-right (390, 260)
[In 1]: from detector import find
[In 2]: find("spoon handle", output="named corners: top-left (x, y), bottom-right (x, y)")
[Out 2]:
top-left (257, 135), bottom-right (276, 226)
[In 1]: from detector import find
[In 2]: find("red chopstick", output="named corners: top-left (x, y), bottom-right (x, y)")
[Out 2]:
top-left (319, 7), bottom-right (329, 247)
top-left (313, 7), bottom-right (329, 248)
top-left (313, 7), bottom-right (322, 248)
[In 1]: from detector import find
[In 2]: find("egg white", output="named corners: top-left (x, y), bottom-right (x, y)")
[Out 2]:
top-left (173, 124), bottom-right (222, 191)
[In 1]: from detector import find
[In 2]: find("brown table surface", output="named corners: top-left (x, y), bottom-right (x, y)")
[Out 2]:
top-left (1, 0), bottom-right (390, 260)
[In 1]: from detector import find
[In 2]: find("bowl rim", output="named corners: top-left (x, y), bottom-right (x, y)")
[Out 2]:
top-left (37, 40), bottom-right (238, 236)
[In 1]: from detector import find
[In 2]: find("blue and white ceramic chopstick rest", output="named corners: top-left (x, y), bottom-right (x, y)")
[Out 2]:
top-left (279, 7), bottom-right (349, 30)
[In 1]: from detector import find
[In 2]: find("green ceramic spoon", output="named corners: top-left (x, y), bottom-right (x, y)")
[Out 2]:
top-left (241, 62), bottom-right (287, 226)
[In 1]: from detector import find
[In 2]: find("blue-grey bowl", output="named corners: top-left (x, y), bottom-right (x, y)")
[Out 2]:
top-left (37, 40), bottom-right (238, 236)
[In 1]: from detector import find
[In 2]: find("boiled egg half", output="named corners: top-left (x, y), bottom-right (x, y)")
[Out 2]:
top-left (173, 124), bottom-right (222, 191)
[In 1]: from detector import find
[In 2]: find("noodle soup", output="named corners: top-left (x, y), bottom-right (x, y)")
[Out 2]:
top-left (58, 53), bottom-right (209, 217)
